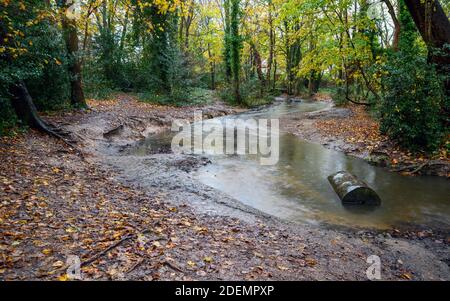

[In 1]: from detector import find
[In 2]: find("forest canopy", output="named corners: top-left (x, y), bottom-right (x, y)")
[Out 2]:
top-left (0, 0), bottom-right (449, 151)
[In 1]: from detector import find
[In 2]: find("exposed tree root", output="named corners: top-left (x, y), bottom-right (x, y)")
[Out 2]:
top-left (392, 160), bottom-right (449, 174)
top-left (9, 81), bottom-right (83, 157)
top-left (345, 96), bottom-right (371, 106)
top-left (126, 258), bottom-right (146, 274)
top-left (81, 233), bottom-right (136, 267)
top-left (162, 260), bottom-right (185, 274)
top-left (103, 124), bottom-right (124, 139)
top-left (81, 226), bottom-right (165, 268)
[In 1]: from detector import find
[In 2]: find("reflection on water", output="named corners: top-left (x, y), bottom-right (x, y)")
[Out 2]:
top-left (135, 100), bottom-right (450, 229)
top-left (197, 135), bottom-right (450, 229)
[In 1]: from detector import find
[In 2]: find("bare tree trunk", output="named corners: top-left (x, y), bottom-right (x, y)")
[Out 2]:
top-left (82, 2), bottom-right (92, 53)
top-left (179, 17), bottom-right (184, 45)
top-left (273, 59), bottom-right (277, 92)
top-left (250, 43), bottom-right (265, 95)
top-left (59, 0), bottom-right (87, 108)
top-left (9, 82), bottom-right (50, 132)
top-left (9, 82), bottom-right (75, 144)
top-left (266, 0), bottom-right (274, 90)
top-left (230, 0), bottom-right (241, 104)
top-left (284, 21), bottom-right (292, 95)
top-left (179, 2), bottom-right (184, 45)
top-left (223, 0), bottom-right (232, 82)
top-left (382, 0), bottom-right (401, 50)
top-left (119, 8), bottom-right (129, 57)
top-left (404, 0), bottom-right (450, 94)
top-left (207, 43), bottom-right (215, 90)
top-left (210, 61), bottom-right (216, 90)
top-left (308, 71), bottom-right (321, 95)
top-left (328, 171), bottom-right (381, 206)
top-left (404, 0), bottom-right (450, 48)
top-left (184, 2), bottom-right (195, 49)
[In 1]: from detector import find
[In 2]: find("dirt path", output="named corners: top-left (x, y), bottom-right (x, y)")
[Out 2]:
top-left (1, 94), bottom-right (449, 280)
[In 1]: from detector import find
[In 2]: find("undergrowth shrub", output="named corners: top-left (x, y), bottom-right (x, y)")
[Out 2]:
top-left (379, 52), bottom-right (447, 151)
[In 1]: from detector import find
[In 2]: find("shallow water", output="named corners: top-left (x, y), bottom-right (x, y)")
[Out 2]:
top-left (134, 100), bottom-right (450, 229)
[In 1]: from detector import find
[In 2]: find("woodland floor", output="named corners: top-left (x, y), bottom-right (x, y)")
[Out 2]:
top-left (0, 93), bottom-right (449, 280)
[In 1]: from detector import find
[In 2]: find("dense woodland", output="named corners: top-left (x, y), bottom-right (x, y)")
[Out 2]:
top-left (0, 0), bottom-right (449, 151)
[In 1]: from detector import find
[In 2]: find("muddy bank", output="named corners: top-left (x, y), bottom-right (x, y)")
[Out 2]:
top-left (1, 94), bottom-right (448, 281)
top-left (279, 100), bottom-right (449, 177)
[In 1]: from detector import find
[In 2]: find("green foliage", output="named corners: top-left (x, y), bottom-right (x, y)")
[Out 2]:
top-left (0, 0), bottom-right (70, 134)
top-left (223, 0), bottom-right (232, 81)
top-left (187, 87), bottom-right (216, 105)
top-left (380, 52), bottom-right (447, 151)
top-left (0, 95), bottom-right (17, 136)
top-left (83, 61), bottom-right (116, 99)
top-left (81, 1), bottom-right (199, 104)
top-left (1, 0), bottom-right (448, 154)
top-left (331, 86), bottom-right (347, 106)
top-left (398, 0), bottom-right (418, 51)
top-left (379, 2), bottom-right (447, 152)
top-left (123, 3), bottom-right (197, 103)
top-left (87, 6), bottom-right (134, 96)
top-left (240, 79), bottom-right (272, 107)
top-left (95, 27), bottom-right (123, 87)
top-left (136, 39), bottom-right (195, 102)
top-left (229, 0), bottom-right (242, 102)
top-left (142, 7), bottom-right (179, 92)
top-left (25, 25), bottom-right (70, 111)
top-left (139, 87), bottom-right (214, 107)
top-left (242, 95), bottom-right (273, 107)
top-left (219, 78), bottom-right (272, 107)
top-left (218, 86), bottom-right (236, 104)
top-left (0, 1), bottom-right (67, 89)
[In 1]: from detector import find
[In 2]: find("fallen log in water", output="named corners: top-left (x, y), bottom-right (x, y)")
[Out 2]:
top-left (327, 171), bottom-right (381, 206)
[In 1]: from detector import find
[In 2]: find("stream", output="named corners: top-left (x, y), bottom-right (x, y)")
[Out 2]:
top-left (132, 100), bottom-right (450, 230)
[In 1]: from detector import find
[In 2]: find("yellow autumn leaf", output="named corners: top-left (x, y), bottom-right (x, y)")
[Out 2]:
top-left (253, 252), bottom-right (264, 258)
top-left (58, 274), bottom-right (69, 281)
top-left (193, 226), bottom-right (208, 233)
top-left (306, 258), bottom-right (318, 266)
top-left (65, 227), bottom-right (77, 233)
top-left (187, 260), bottom-right (196, 267)
top-left (52, 261), bottom-right (64, 268)
top-left (42, 248), bottom-right (52, 255)
top-left (400, 273), bottom-right (412, 280)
